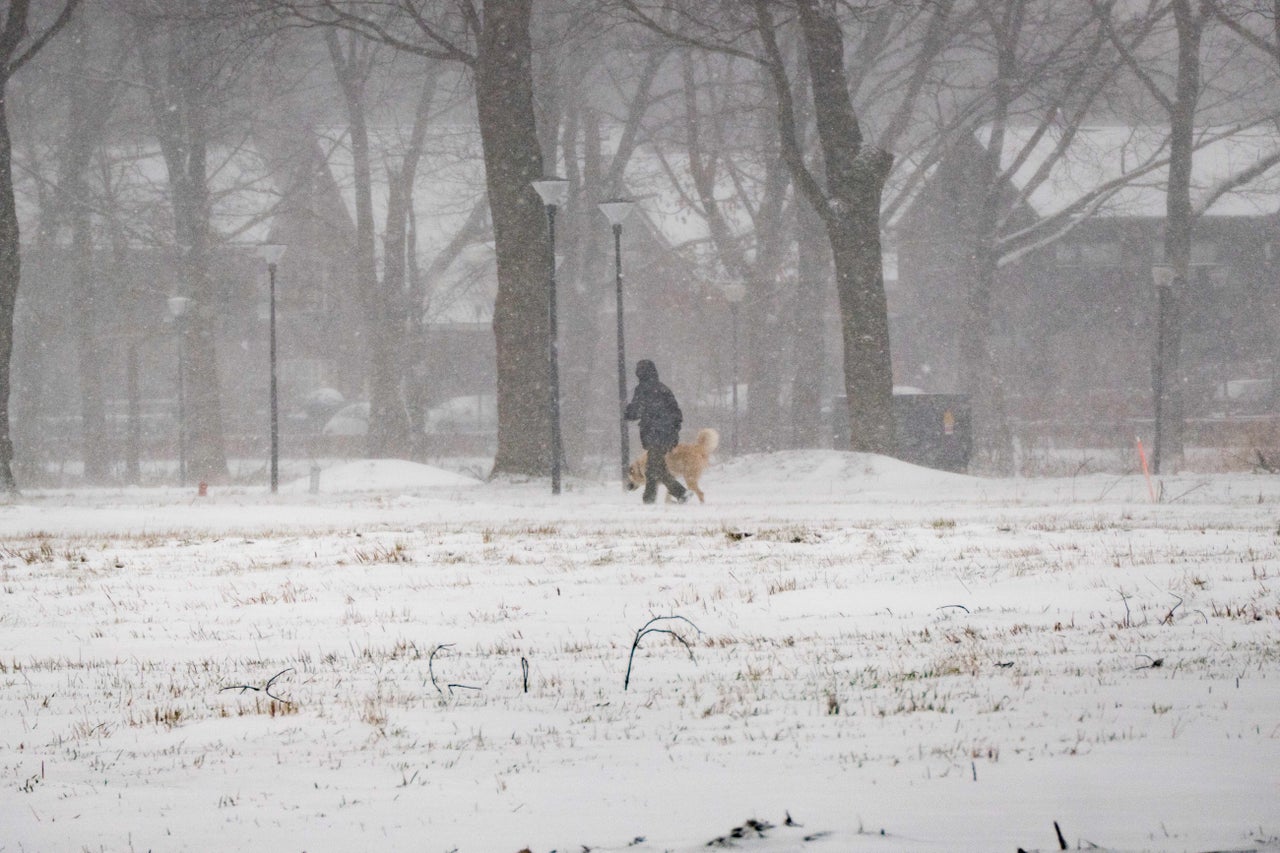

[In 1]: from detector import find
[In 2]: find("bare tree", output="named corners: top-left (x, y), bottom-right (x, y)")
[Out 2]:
top-left (1091, 0), bottom-right (1280, 471)
top-left (260, 0), bottom-right (560, 478)
top-left (659, 48), bottom-right (792, 452)
top-left (0, 0), bottom-right (84, 492)
top-left (133, 0), bottom-right (260, 484)
top-left (953, 1), bottom-right (1124, 470)
top-left (52, 17), bottom-right (130, 483)
top-left (323, 29), bottom-right (442, 459)
top-left (618, 0), bottom-right (953, 456)
top-left (754, 0), bottom-right (953, 455)
top-left (382, 61), bottom-right (444, 459)
top-left (530, 22), bottom-right (669, 469)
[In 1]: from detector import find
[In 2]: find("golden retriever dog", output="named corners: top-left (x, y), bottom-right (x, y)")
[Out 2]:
top-left (627, 428), bottom-right (720, 503)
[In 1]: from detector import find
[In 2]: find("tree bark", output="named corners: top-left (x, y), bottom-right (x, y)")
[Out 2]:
top-left (71, 174), bottom-right (107, 482)
top-left (1156, 0), bottom-right (1201, 473)
top-left (141, 12), bottom-right (229, 483)
top-left (789, 0), bottom-right (896, 455)
top-left (382, 70), bottom-right (438, 461)
top-left (0, 100), bottom-right (19, 492)
top-left (0, 0), bottom-right (84, 492)
top-left (963, 3), bottom-right (1023, 474)
top-left (479, 0), bottom-right (556, 478)
top-left (791, 191), bottom-right (829, 447)
top-left (325, 30), bottom-right (410, 459)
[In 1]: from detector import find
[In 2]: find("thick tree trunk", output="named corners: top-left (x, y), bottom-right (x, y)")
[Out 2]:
top-left (381, 64), bottom-right (437, 460)
top-left (795, 2), bottom-right (896, 456)
top-left (61, 18), bottom-right (116, 484)
top-left (1157, 0), bottom-right (1201, 473)
top-left (175, 218), bottom-right (228, 484)
top-left (478, 0), bottom-right (555, 478)
top-left (741, 156), bottom-right (790, 454)
top-left (372, 179), bottom-right (411, 458)
top-left (71, 186), bottom-right (107, 482)
top-left (370, 69), bottom-right (438, 461)
top-left (791, 193), bottom-right (828, 447)
top-left (827, 154), bottom-right (896, 456)
top-left (326, 32), bottom-right (410, 459)
top-left (142, 17), bottom-right (228, 484)
top-left (0, 0), bottom-right (82, 491)
top-left (0, 100), bottom-right (19, 492)
top-left (168, 132), bottom-right (227, 483)
top-left (964, 28), bottom-right (1018, 474)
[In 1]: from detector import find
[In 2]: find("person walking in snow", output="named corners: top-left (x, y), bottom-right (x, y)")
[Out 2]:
top-left (624, 359), bottom-right (689, 504)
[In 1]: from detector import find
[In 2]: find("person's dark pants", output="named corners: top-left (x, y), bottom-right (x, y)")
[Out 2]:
top-left (643, 442), bottom-right (687, 503)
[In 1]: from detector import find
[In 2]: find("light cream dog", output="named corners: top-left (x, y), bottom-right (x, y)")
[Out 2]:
top-left (627, 428), bottom-right (720, 503)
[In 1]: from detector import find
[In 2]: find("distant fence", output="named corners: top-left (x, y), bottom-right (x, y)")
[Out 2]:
top-left (1013, 415), bottom-right (1280, 449)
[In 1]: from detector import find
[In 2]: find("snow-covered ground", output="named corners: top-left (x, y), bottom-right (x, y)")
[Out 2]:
top-left (1, 452), bottom-right (1277, 852)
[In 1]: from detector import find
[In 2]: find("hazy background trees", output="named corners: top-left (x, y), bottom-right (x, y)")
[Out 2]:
top-left (5, 0), bottom-right (1280, 490)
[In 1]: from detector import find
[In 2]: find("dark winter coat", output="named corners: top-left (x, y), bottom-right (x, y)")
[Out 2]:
top-left (624, 360), bottom-right (682, 450)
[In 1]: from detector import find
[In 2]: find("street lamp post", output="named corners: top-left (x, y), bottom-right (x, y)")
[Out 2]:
top-left (1151, 263), bottom-right (1175, 474)
top-left (722, 283), bottom-right (746, 456)
top-left (599, 198), bottom-right (636, 489)
top-left (532, 177), bottom-right (570, 495)
top-left (167, 295), bottom-right (191, 486)
top-left (261, 244), bottom-right (287, 493)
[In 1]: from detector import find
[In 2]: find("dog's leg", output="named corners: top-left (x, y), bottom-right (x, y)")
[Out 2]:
top-left (690, 478), bottom-right (704, 502)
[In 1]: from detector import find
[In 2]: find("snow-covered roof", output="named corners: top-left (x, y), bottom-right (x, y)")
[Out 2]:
top-left (979, 124), bottom-right (1280, 218)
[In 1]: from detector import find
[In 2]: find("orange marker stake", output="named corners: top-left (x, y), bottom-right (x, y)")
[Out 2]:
top-left (1136, 436), bottom-right (1156, 502)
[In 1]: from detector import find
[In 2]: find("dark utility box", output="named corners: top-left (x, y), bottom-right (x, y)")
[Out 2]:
top-left (831, 393), bottom-right (972, 473)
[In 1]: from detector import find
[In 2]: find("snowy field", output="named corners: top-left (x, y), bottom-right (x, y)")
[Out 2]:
top-left (1, 451), bottom-right (1278, 852)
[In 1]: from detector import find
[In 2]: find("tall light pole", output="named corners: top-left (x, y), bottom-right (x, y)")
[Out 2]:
top-left (261, 244), bottom-right (287, 493)
top-left (1152, 263), bottom-right (1175, 474)
top-left (722, 282), bottom-right (746, 456)
top-left (167, 295), bottom-right (191, 486)
top-left (533, 177), bottom-right (570, 495)
top-left (599, 198), bottom-right (636, 489)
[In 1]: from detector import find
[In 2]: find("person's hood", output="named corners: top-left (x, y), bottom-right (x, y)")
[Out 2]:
top-left (635, 359), bottom-right (658, 382)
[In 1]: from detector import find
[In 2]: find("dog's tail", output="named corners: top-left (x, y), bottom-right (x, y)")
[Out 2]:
top-left (696, 427), bottom-right (721, 454)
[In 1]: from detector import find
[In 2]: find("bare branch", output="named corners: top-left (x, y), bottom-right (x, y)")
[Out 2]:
top-left (997, 114), bottom-right (1280, 262)
top-left (3, 0), bottom-right (86, 79)
top-left (1088, 0), bottom-right (1174, 112)
top-left (624, 615), bottom-right (701, 690)
top-left (879, 0), bottom-right (953, 152)
top-left (753, 0), bottom-right (830, 223)
top-left (271, 0), bottom-right (474, 64)
top-left (615, 0), bottom-right (762, 63)
top-left (1190, 144), bottom-right (1280, 218)
top-left (427, 643), bottom-right (453, 696)
top-left (1204, 0), bottom-right (1279, 66)
top-left (603, 47), bottom-right (670, 193)
top-left (219, 667), bottom-right (296, 704)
